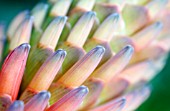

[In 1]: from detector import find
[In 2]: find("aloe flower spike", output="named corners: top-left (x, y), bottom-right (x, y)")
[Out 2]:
top-left (0, 0), bottom-right (168, 110)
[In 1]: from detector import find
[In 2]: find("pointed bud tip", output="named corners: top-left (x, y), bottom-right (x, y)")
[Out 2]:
top-left (56, 49), bottom-right (67, 56)
top-left (25, 15), bottom-right (34, 21)
top-left (12, 100), bottom-right (24, 108)
top-left (154, 21), bottom-right (163, 29)
top-left (19, 43), bottom-right (31, 50)
top-left (55, 16), bottom-right (68, 22)
top-left (61, 16), bottom-right (68, 21)
top-left (95, 45), bottom-right (105, 54)
top-left (7, 100), bottom-right (24, 111)
top-left (21, 10), bottom-right (30, 17)
top-left (121, 98), bottom-right (126, 104)
top-left (51, 16), bottom-right (67, 27)
top-left (38, 91), bottom-right (51, 99)
top-left (78, 11), bottom-right (96, 22)
top-left (114, 45), bottom-right (134, 58)
top-left (124, 45), bottom-right (134, 53)
top-left (86, 11), bottom-right (96, 17)
top-left (110, 13), bottom-right (120, 21)
top-left (119, 98), bottom-right (126, 109)
top-left (19, 10), bottom-right (31, 19)
top-left (78, 85), bottom-right (89, 94)
top-left (114, 98), bottom-right (126, 109)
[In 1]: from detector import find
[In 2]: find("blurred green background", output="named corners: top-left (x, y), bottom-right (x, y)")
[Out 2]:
top-left (0, 0), bottom-right (170, 111)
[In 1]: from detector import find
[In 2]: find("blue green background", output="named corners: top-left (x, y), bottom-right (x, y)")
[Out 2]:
top-left (0, 0), bottom-right (169, 111)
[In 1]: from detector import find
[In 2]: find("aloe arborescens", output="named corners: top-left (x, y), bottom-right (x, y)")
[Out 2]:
top-left (0, 0), bottom-right (169, 111)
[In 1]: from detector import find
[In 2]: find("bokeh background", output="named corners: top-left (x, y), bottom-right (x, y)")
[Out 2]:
top-left (0, 0), bottom-right (170, 111)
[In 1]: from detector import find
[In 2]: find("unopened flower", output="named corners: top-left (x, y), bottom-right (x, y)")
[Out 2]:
top-left (0, 0), bottom-right (169, 111)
